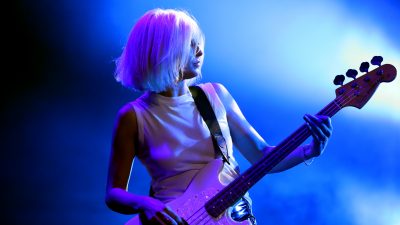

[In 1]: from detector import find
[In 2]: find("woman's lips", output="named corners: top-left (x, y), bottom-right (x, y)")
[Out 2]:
top-left (193, 60), bottom-right (201, 67)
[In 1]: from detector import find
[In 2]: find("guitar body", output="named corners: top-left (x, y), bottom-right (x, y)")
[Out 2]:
top-left (126, 159), bottom-right (251, 225)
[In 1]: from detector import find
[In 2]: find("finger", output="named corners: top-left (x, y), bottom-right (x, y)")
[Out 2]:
top-left (310, 123), bottom-right (324, 142)
top-left (164, 207), bottom-right (185, 225)
top-left (148, 215), bottom-right (166, 225)
top-left (304, 118), bottom-right (321, 142)
top-left (304, 115), bottom-right (326, 142)
top-left (320, 115), bottom-right (332, 127)
top-left (312, 119), bottom-right (331, 139)
top-left (315, 115), bottom-right (333, 134)
top-left (311, 115), bottom-right (332, 129)
top-left (155, 211), bottom-right (177, 225)
top-left (317, 120), bottom-right (332, 138)
top-left (305, 115), bottom-right (332, 138)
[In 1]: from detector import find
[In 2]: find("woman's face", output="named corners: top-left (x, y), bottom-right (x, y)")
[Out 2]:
top-left (181, 41), bottom-right (204, 80)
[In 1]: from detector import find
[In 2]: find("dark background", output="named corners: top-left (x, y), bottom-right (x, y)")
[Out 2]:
top-left (4, 1), bottom-right (400, 224)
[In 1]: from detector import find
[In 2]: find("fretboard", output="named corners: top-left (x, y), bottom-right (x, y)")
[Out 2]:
top-left (205, 98), bottom-right (343, 217)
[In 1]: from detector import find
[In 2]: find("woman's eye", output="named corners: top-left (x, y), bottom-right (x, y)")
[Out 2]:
top-left (190, 41), bottom-right (197, 48)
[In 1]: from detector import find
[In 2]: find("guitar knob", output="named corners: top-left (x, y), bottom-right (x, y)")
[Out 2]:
top-left (371, 56), bottom-right (383, 66)
top-left (346, 69), bottom-right (358, 79)
top-left (360, 62), bottom-right (370, 73)
top-left (333, 75), bottom-right (345, 86)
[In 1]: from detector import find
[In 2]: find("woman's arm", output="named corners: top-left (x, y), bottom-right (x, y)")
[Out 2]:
top-left (105, 104), bottom-right (186, 225)
top-left (212, 83), bottom-right (332, 173)
top-left (105, 104), bottom-right (167, 215)
top-left (105, 103), bottom-right (147, 214)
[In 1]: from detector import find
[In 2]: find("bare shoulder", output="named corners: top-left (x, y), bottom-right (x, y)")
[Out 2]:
top-left (111, 102), bottom-right (139, 155)
top-left (211, 83), bottom-right (231, 102)
top-left (211, 82), bottom-right (229, 97)
top-left (114, 103), bottom-right (137, 131)
top-left (211, 82), bottom-right (235, 112)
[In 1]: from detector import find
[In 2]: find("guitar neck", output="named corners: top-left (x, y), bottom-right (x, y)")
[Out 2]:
top-left (205, 98), bottom-right (343, 217)
top-left (205, 62), bottom-right (397, 217)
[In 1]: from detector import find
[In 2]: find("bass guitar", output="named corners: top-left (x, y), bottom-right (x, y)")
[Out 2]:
top-left (126, 56), bottom-right (397, 225)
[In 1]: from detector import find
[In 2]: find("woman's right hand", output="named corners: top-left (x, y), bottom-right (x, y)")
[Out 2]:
top-left (140, 196), bottom-right (187, 225)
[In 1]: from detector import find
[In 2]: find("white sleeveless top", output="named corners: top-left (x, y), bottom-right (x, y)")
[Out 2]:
top-left (130, 83), bottom-right (241, 202)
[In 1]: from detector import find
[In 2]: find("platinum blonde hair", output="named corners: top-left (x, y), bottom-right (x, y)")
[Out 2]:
top-left (114, 8), bottom-right (205, 92)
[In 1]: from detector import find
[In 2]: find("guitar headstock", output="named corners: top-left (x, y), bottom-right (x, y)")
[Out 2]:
top-left (333, 56), bottom-right (397, 109)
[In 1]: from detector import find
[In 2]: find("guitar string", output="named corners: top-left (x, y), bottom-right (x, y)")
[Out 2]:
top-left (188, 90), bottom-right (353, 225)
top-left (195, 97), bottom-right (352, 225)
top-left (185, 87), bottom-right (357, 225)
top-left (202, 92), bottom-right (349, 214)
top-left (187, 90), bottom-right (353, 225)
top-left (211, 64), bottom-right (393, 220)
top-left (208, 90), bottom-right (351, 211)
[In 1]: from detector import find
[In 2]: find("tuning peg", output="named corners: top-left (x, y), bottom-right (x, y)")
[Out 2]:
top-left (371, 56), bottom-right (383, 66)
top-left (360, 62), bottom-right (370, 73)
top-left (333, 75), bottom-right (345, 86)
top-left (346, 69), bottom-right (358, 79)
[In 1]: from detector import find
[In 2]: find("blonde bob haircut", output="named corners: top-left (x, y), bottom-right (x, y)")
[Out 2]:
top-left (114, 8), bottom-right (205, 92)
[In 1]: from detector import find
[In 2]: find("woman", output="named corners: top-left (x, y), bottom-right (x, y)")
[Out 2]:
top-left (105, 8), bottom-right (332, 225)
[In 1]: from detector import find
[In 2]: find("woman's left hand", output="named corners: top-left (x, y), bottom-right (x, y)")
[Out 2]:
top-left (303, 114), bottom-right (333, 158)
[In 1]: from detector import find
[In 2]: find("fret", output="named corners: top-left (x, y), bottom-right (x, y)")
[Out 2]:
top-left (206, 99), bottom-right (342, 217)
top-left (126, 61), bottom-right (396, 225)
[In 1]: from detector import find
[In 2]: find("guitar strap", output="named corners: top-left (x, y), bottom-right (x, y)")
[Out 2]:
top-left (147, 85), bottom-right (256, 224)
top-left (149, 85), bottom-right (230, 197)
top-left (189, 85), bottom-right (230, 164)
top-left (189, 85), bottom-right (257, 225)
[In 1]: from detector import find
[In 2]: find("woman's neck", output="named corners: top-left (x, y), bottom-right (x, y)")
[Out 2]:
top-left (158, 82), bottom-right (189, 97)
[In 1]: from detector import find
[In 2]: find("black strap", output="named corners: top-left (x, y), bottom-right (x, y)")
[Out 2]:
top-left (189, 85), bottom-right (230, 164)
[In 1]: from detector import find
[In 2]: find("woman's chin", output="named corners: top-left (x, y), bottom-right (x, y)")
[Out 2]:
top-left (183, 70), bottom-right (201, 80)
